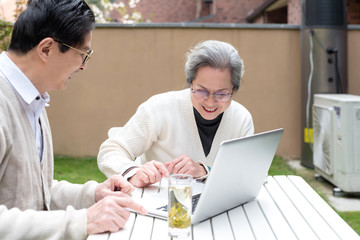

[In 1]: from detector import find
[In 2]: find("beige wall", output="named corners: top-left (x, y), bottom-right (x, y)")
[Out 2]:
top-left (348, 29), bottom-right (360, 95)
top-left (46, 25), bottom-right (360, 159)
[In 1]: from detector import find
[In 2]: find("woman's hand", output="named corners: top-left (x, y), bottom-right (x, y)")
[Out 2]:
top-left (165, 155), bottom-right (206, 178)
top-left (129, 160), bottom-right (169, 188)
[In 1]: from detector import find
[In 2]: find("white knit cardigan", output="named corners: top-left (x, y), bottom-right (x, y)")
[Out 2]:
top-left (98, 89), bottom-right (254, 178)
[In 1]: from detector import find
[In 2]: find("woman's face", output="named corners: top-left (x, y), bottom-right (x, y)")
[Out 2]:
top-left (190, 66), bottom-right (233, 120)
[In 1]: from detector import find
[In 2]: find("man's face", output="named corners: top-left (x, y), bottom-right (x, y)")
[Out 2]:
top-left (50, 31), bottom-right (93, 91)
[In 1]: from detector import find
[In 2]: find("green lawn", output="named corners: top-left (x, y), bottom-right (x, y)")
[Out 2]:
top-left (53, 155), bottom-right (292, 183)
top-left (338, 211), bottom-right (360, 235)
top-left (268, 156), bottom-right (296, 175)
top-left (53, 155), bottom-right (360, 235)
top-left (54, 155), bottom-right (106, 183)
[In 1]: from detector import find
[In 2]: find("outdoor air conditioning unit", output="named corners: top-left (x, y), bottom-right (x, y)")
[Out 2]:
top-left (313, 94), bottom-right (360, 193)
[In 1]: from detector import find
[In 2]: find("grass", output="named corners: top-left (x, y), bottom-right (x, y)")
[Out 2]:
top-left (53, 155), bottom-right (360, 235)
top-left (268, 156), bottom-right (296, 175)
top-left (53, 155), bottom-right (292, 184)
top-left (338, 211), bottom-right (360, 234)
top-left (54, 155), bottom-right (106, 183)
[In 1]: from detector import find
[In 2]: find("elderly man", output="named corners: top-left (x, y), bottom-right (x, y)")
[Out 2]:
top-left (0, 0), bottom-right (146, 239)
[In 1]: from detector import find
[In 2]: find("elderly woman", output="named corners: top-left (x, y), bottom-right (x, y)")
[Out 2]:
top-left (98, 40), bottom-right (254, 187)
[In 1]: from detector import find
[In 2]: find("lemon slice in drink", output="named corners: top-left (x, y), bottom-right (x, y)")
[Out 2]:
top-left (172, 185), bottom-right (192, 207)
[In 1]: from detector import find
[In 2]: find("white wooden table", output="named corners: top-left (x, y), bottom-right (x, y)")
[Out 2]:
top-left (88, 175), bottom-right (359, 240)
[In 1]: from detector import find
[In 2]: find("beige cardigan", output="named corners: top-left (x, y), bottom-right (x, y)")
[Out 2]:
top-left (0, 76), bottom-right (98, 240)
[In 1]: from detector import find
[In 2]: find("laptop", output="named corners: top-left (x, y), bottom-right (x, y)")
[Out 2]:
top-left (131, 128), bottom-right (284, 224)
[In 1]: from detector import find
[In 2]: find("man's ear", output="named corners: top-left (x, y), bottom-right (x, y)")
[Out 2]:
top-left (37, 37), bottom-right (57, 63)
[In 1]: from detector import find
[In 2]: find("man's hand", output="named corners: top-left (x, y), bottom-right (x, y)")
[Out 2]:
top-left (86, 196), bottom-right (147, 234)
top-left (95, 175), bottom-right (135, 202)
top-left (165, 155), bottom-right (206, 178)
top-left (129, 160), bottom-right (169, 188)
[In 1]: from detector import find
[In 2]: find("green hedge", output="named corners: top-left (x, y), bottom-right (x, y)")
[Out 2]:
top-left (0, 20), bottom-right (12, 51)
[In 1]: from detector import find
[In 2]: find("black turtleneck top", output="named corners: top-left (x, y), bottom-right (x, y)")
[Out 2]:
top-left (193, 108), bottom-right (224, 157)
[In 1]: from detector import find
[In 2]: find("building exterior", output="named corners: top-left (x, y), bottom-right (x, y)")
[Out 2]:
top-left (134, 0), bottom-right (297, 24)
top-left (348, 0), bottom-right (360, 24)
top-left (134, 0), bottom-right (360, 25)
top-left (1, 0), bottom-right (359, 25)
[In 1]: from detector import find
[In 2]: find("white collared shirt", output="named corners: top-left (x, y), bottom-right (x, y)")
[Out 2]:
top-left (0, 51), bottom-right (50, 161)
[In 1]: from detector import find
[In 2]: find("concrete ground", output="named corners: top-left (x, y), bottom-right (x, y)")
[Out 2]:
top-left (286, 159), bottom-right (360, 212)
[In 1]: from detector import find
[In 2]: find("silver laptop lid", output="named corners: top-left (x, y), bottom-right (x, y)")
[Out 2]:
top-left (192, 128), bottom-right (284, 223)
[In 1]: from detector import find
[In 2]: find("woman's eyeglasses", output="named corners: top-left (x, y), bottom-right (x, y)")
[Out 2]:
top-left (54, 40), bottom-right (93, 65)
top-left (191, 88), bottom-right (232, 102)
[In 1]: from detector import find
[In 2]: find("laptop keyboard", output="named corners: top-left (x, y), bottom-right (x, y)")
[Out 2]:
top-left (156, 193), bottom-right (201, 214)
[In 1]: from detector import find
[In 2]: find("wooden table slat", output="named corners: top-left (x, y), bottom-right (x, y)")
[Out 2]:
top-left (192, 219), bottom-right (213, 240)
top-left (150, 218), bottom-right (171, 240)
top-left (257, 186), bottom-right (297, 240)
top-left (108, 213), bottom-right (136, 240)
top-left (265, 177), bottom-right (318, 239)
top-left (243, 200), bottom-right (276, 240)
top-left (130, 215), bottom-right (154, 240)
top-left (228, 205), bottom-right (255, 240)
top-left (211, 212), bottom-right (235, 240)
top-left (274, 175), bottom-right (340, 240)
top-left (288, 175), bottom-right (360, 240)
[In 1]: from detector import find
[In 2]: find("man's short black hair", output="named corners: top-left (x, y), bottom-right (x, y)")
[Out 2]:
top-left (9, 0), bottom-right (95, 54)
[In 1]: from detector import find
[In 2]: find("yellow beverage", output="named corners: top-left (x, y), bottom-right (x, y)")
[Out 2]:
top-left (168, 175), bottom-right (192, 238)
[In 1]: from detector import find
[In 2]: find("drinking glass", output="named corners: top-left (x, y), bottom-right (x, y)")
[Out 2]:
top-left (168, 174), bottom-right (193, 238)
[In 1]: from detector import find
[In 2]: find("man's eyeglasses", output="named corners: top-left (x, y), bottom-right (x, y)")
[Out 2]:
top-left (191, 88), bottom-right (233, 102)
top-left (54, 40), bottom-right (93, 65)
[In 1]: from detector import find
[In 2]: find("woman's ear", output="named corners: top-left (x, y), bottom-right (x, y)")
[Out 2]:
top-left (37, 37), bottom-right (56, 63)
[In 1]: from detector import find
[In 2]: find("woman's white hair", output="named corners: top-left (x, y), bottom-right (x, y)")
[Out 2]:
top-left (185, 40), bottom-right (244, 91)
